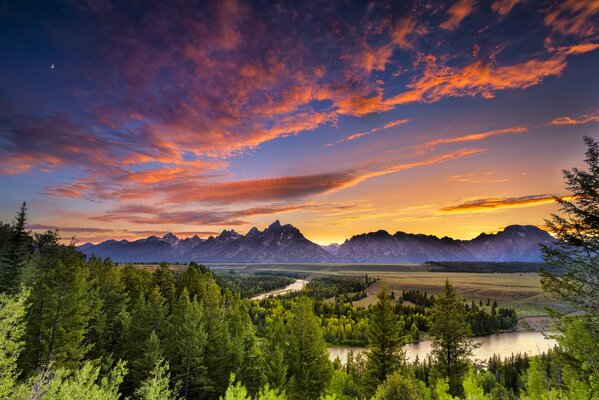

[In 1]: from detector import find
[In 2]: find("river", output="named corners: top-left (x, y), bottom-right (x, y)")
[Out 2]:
top-left (328, 331), bottom-right (557, 365)
top-left (250, 279), bottom-right (309, 300)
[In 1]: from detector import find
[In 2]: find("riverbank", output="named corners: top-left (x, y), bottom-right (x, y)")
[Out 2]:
top-left (250, 278), bottom-right (308, 300)
top-left (328, 331), bottom-right (557, 365)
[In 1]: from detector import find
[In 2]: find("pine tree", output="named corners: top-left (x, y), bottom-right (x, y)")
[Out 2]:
top-left (238, 330), bottom-right (266, 397)
top-left (264, 313), bottom-right (288, 392)
top-left (0, 203), bottom-right (32, 293)
top-left (364, 283), bottom-right (405, 396)
top-left (539, 136), bottom-right (599, 394)
top-left (153, 262), bottom-right (176, 305)
top-left (21, 234), bottom-right (94, 373)
top-left (135, 358), bottom-right (176, 400)
top-left (202, 278), bottom-right (234, 399)
top-left (430, 280), bottom-right (476, 396)
top-left (286, 297), bottom-right (332, 400)
top-left (86, 257), bottom-right (130, 360)
top-left (169, 289), bottom-right (208, 399)
top-left (372, 371), bottom-right (419, 400)
top-left (0, 288), bottom-right (29, 398)
top-left (121, 287), bottom-right (171, 395)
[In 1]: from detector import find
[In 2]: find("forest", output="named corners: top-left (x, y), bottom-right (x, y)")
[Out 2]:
top-left (0, 138), bottom-right (598, 399)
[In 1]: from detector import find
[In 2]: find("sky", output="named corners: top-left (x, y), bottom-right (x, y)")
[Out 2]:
top-left (0, 0), bottom-right (598, 245)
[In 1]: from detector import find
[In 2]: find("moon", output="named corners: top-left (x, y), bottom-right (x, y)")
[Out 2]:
top-left (50, 64), bottom-right (55, 69)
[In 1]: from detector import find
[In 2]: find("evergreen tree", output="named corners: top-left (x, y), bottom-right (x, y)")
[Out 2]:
top-left (0, 203), bottom-right (32, 293)
top-left (135, 358), bottom-right (177, 400)
top-left (372, 371), bottom-right (419, 400)
top-left (169, 289), bottom-right (208, 399)
top-left (152, 262), bottom-right (177, 305)
top-left (0, 288), bottom-right (28, 398)
top-left (21, 234), bottom-right (94, 373)
top-left (286, 297), bottom-right (332, 400)
top-left (430, 280), bottom-right (476, 396)
top-left (539, 136), bottom-right (599, 394)
top-left (86, 257), bottom-right (130, 360)
top-left (22, 360), bottom-right (127, 400)
top-left (364, 283), bottom-right (405, 395)
top-left (202, 278), bottom-right (235, 399)
top-left (237, 330), bottom-right (266, 397)
top-left (122, 263), bottom-right (152, 304)
top-left (125, 288), bottom-right (171, 393)
top-left (264, 312), bottom-right (288, 392)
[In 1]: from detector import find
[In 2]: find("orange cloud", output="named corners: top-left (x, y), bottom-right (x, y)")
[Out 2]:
top-left (391, 15), bottom-right (427, 49)
top-left (491, 0), bottom-right (519, 16)
top-left (439, 194), bottom-right (571, 213)
top-left (440, 0), bottom-right (476, 30)
top-left (551, 112), bottom-right (599, 125)
top-left (387, 55), bottom-right (568, 105)
top-left (338, 119), bottom-right (410, 143)
top-left (560, 42), bottom-right (599, 54)
top-left (417, 126), bottom-right (527, 149)
top-left (545, 0), bottom-right (599, 37)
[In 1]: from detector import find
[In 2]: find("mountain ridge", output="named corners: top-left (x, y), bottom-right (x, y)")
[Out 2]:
top-left (78, 221), bottom-right (554, 263)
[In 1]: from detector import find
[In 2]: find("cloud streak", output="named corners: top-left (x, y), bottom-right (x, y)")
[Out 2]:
top-left (329, 119), bottom-right (410, 146)
top-left (551, 112), bottom-right (599, 126)
top-left (439, 194), bottom-right (570, 213)
top-left (440, 0), bottom-right (476, 30)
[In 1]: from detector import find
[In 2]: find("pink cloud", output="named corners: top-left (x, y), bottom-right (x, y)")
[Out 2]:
top-left (440, 0), bottom-right (476, 30)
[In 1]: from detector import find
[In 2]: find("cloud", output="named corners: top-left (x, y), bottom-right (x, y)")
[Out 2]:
top-left (26, 224), bottom-right (114, 233)
top-left (491, 0), bottom-right (519, 16)
top-left (416, 126), bottom-right (527, 149)
top-left (440, 0), bottom-right (476, 30)
top-left (439, 194), bottom-right (570, 213)
top-left (560, 42), bottom-right (599, 54)
top-left (545, 0), bottom-right (599, 38)
top-left (386, 55), bottom-right (568, 105)
top-left (334, 119), bottom-right (410, 144)
top-left (446, 171), bottom-right (510, 184)
top-left (551, 112), bottom-right (599, 125)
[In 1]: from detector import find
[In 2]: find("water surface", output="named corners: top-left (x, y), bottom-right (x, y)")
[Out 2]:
top-left (250, 279), bottom-right (308, 300)
top-left (328, 331), bottom-right (556, 365)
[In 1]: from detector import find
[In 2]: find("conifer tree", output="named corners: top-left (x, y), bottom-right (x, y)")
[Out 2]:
top-left (153, 262), bottom-right (177, 305)
top-left (238, 330), bottom-right (266, 397)
top-left (135, 358), bottom-right (177, 400)
top-left (264, 312), bottom-right (288, 392)
top-left (539, 136), bottom-right (599, 394)
top-left (430, 280), bottom-right (475, 396)
top-left (21, 234), bottom-right (93, 372)
top-left (286, 297), bottom-right (332, 400)
top-left (202, 278), bottom-right (234, 399)
top-left (86, 257), bottom-right (129, 360)
top-left (169, 289), bottom-right (208, 399)
top-left (364, 283), bottom-right (405, 395)
top-left (0, 203), bottom-right (32, 293)
top-left (0, 288), bottom-right (28, 398)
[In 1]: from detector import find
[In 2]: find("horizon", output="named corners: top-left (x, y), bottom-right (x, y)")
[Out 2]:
top-left (1, 1), bottom-right (598, 245)
top-left (55, 219), bottom-right (548, 247)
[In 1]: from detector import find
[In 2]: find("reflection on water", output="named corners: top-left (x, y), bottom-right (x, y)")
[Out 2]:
top-left (250, 279), bottom-right (308, 300)
top-left (328, 331), bottom-right (557, 365)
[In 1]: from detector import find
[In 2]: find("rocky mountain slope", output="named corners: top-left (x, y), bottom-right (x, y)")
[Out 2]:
top-left (79, 222), bottom-right (554, 263)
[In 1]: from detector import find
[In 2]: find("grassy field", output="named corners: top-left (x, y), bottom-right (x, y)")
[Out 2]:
top-left (136, 263), bottom-right (571, 317)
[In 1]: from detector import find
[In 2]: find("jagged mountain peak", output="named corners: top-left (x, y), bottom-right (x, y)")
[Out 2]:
top-left (246, 226), bottom-right (261, 237)
top-left (162, 232), bottom-right (179, 245)
top-left (267, 219), bottom-right (282, 231)
top-left (216, 229), bottom-right (241, 241)
top-left (78, 222), bottom-right (554, 263)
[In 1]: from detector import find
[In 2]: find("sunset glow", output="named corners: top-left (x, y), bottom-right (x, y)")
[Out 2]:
top-left (1, 0), bottom-right (598, 245)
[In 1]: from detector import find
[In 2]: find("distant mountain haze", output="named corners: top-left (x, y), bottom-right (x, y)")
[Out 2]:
top-left (78, 221), bottom-right (554, 263)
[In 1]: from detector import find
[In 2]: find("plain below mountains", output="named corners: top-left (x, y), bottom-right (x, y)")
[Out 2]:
top-left (78, 221), bottom-right (555, 264)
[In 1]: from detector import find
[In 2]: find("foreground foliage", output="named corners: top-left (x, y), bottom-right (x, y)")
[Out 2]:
top-left (1, 137), bottom-right (598, 398)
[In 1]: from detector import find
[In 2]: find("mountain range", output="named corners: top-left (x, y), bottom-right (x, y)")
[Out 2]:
top-left (78, 220), bottom-right (555, 264)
